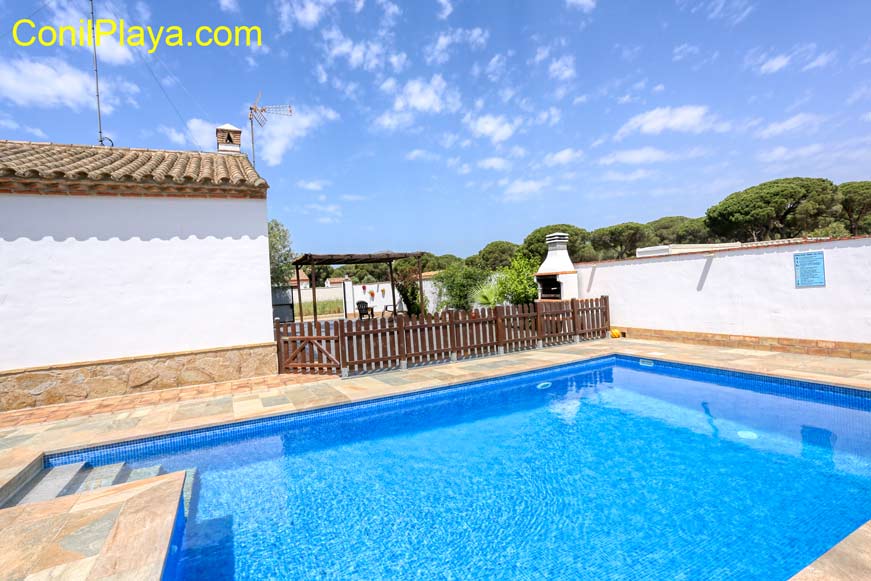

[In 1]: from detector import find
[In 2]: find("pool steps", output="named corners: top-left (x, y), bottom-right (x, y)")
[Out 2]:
top-left (1, 461), bottom-right (196, 513)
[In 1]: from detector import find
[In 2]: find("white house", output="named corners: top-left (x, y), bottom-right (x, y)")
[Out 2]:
top-left (0, 127), bottom-right (276, 410)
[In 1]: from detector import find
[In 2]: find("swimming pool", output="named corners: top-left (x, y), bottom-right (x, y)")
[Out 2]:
top-left (48, 355), bottom-right (871, 579)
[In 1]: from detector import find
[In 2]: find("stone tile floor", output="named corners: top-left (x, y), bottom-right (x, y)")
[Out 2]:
top-left (1, 338), bottom-right (871, 580)
top-left (0, 471), bottom-right (184, 580)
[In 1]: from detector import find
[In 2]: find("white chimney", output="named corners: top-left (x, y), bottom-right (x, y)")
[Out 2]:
top-left (216, 124), bottom-right (242, 153)
top-left (535, 232), bottom-right (580, 300)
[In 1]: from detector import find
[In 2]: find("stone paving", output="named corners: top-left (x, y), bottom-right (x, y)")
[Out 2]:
top-left (1, 338), bottom-right (871, 580)
top-left (0, 471), bottom-right (184, 580)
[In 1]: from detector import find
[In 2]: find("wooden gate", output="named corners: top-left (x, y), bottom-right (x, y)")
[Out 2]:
top-left (274, 320), bottom-right (342, 375)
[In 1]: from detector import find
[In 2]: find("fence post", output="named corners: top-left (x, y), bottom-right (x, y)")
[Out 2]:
top-left (397, 315), bottom-right (408, 370)
top-left (273, 318), bottom-right (283, 374)
top-left (495, 305), bottom-right (506, 355)
top-left (602, 295), bottom-right (611, 337)
top-left (571, 299), bottom-right (581, 343)
top-left (535, 301), bottom-right (544, 349)
top-left (449, 310), bottom-right (459, 362)
top-left (337, 319), bottom-right (348, 378)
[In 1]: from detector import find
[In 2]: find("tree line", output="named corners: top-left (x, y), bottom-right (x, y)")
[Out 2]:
top-left (270, 177), bottom-right (870, 309)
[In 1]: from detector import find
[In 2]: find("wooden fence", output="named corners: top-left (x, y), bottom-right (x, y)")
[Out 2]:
top-left (275, 296), bottom-right (610, 376)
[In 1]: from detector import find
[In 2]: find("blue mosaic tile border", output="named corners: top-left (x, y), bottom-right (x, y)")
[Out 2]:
top-left (45, 355), bottom-right (617, 468)
top-left (46, 353), bottom-right (871, 469)
top-left (614, 354), bottom-right (871, 410)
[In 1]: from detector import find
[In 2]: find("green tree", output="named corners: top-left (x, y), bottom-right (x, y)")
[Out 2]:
top-left (394, 267), bottom-right (424, 315)
top-left (495, 255), bottom-right (539, 305)
top-left (705, 178), bottom-right (838, 242)
top-left (300, 264), bottom-right (334, 286)
top-left (267, 219), bottom-right (295, 286)
top-left (839, 181), bottom-right (871, 235)
top-left (647, 216), bottom-right (691, 245)
top-left (433, 262), bottom-right (490, 310)
top-left (675, 217), bottom-right (715, 244)
top-left (468, 241), bottom-right (518, 270)
top-left (590, 222), bottom-right (656, 259)
top-left (520, 224), bottom-right (598, 263)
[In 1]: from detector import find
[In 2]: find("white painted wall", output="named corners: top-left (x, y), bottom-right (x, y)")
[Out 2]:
top-left (576, 238), bottom-right (871, 343)
top-left (0, 194), bottom-right (274, 370)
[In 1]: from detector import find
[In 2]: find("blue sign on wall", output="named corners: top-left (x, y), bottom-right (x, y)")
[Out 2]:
top-left (794, 251), bottom-right (826, 288)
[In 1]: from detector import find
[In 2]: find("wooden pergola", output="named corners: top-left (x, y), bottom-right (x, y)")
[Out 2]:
top-left (292, 252), bottom-right (425, 322)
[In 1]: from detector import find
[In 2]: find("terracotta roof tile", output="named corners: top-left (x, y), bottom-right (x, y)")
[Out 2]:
top-left (0, 140), bottom-right (268, 189)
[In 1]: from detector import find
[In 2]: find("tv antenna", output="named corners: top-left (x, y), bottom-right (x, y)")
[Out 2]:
top-left (89, 0), bottom-right (112, 146)
top-left (248, 92), bottom-right (292, 167)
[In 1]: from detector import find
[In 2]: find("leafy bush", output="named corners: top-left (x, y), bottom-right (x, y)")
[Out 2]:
top-left (434, 263), bottom-right (490, 311)
top-left (495, 255), bottom-right (538, 305)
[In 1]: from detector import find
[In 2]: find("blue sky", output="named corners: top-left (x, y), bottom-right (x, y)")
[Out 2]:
top-left (2, 0), bottom-right (871, 256)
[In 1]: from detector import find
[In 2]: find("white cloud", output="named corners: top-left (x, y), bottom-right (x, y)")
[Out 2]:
top-left (436, 0), bottom-right (452, 19)
top-left (532, 46), bottom-right (550, 65)
top-left (405, 149), bottom-right (440, 161)
top-left (297, 179), bottom-right (332, 191)
top-left (47, 0), bottom-right (134, 65)
top-left (135, 1), bottom-right (152, 20)
top-left (847, 85), bottom-right (871, 105)
top-left (485, 54), bottom-right (507, 82)
top-left (862, 112), bottom-right (871, 122)
top-left (572, 94), bottom-right (589, 105)
top-left (388, 53), bottom-right (408, 73)
top-left (260, 106), bottom-right (339, 166)
top-left (652, 83), bottom-right (665, 93)
top-left (157, 125), bottom-right (186, 146)
top-left (757, 144), bottom-right (824, 164)
top-left (315, 64), bottom-right (328, 83)
top-left (184, 118), bottom-right (220, 151)
top-left (0, 116), bottom-right (47, 139)
top-left (745, 44), bottom-right (831, 75)
top-left (462, 113), bottom-right (521, 144)
top-left (543, 148), bottom-right (583, 166)
top-left (276, 0), bottom-right (336, 32)
top-left (803, 51), bottom-right (836, 71)
top-left (614, 105), bottom-right (729, 140)
top-left (673, 43), bottom-right (700, 62)
top-left (394, 74), bottom-right (460, 114)
top-left (548, 55), bottom-right (576, 81)
top-left (478, 157), bottom-right (511, 171)
top-left (755, 113), bottom-right (824, 139)
top-left (425, 28), bottom-right (489, 65)
top-left (373, 110), bottom-right (414, 131)
top-left (218, 0), bottom-right (240, 12)
top-left (503, 178), bottom-right (551, 202)
top-left (379, 77), bottom-right (397, 93)
top-left (599, 147), bottom-right (680, 165)
top-left (341, 194), bottom-right (367, 201)
top-left (304, 201), bottom-right (343, 224)
top-left (760, 54), bottom-right (791, 74)
top-left (509, 146), bottom-right (527, 158)
top-left (0, 57), bottom-right (139, 114)
top-left (322, 26), bottom-right (385, 71)
top-left (565, 0), bottom-right (596, 12)
top-left (677, 0), bottom-right (754, 25)
top-left (600, 169), bottom-right (654, 182)
top-left (535, 107), bottom-right (562, 126)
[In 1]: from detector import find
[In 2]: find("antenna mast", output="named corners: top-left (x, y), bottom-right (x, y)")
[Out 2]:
top-left (89, 0), bottom-right (111, 146)
top-left (248, 92), bottom-right (292, 167)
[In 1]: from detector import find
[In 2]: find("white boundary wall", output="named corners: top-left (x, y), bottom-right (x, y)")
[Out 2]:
top-left (576, 237), bottom-right (871, 343)
top-left (0, 195), bottom-right (274, 370)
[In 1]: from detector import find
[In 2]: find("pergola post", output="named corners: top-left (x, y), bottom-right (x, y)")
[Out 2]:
top-left (388, 260), bottom-right (398, 316)
top-left (417, 256), bottom-right (425, 314)
top-left (310, 262), bottom-right (318, 323)
top-left (295, 264), bottom-right (304, 322)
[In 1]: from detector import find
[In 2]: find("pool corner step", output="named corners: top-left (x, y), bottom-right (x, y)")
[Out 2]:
top-left (2, 462), bottom-right (87, 507)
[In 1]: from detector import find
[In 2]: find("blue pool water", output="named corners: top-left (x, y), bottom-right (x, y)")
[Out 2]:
top-left (52, 356), bottom-right (871, 579)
